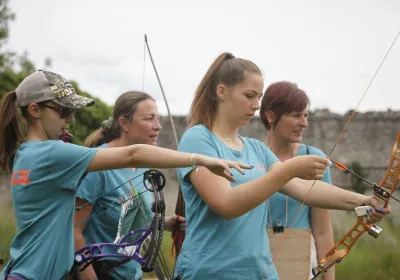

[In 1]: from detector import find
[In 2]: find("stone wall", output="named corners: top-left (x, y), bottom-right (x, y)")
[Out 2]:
top-left (1, 109), bottom-right (399, 214)
top-left (158, 109), bottom-right (399, 184)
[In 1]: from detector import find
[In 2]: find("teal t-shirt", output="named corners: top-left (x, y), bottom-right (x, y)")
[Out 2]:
top-left (173, 125), bottom-right (280, 280)
top-left (76, 144), bottom-right (152, 280)
top-left (0, 141), bottom-right (97, 280)
top-left (267, 144), bottom-right (332, 230)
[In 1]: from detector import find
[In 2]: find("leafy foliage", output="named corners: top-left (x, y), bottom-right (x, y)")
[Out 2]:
top-left (0, 0), bottom-right (113, 147)
top-left (68, 81), bottom-right (113, 145)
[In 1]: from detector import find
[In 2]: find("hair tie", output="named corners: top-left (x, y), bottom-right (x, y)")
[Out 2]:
top-left (225, 53), bottom-right (235, 60)
top-left (101, 117), bottom-right (114, 131)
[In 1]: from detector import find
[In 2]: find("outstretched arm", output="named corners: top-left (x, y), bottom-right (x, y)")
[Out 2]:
top-left (86, 145), bottom-right (250, 182)
top-left (189, 156), bottom-right (329, 220)
top-left (279, 175), bottom-right (364, 211)
top-left (274, 162), bottom-right (390, 221)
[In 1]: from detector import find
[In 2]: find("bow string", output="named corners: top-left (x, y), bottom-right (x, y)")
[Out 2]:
top-left (143, 35), bottom-right (186, 262)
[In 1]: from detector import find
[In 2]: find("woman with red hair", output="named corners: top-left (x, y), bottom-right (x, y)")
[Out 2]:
top-left (260, 81), bottom-right (334, 280)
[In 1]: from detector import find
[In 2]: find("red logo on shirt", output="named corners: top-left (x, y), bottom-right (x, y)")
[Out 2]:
top-left (11, 170), bottom-right (31, 185)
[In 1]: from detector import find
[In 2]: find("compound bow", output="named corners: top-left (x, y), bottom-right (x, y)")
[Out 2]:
top-left (73, 169), bottom-right (170, 279)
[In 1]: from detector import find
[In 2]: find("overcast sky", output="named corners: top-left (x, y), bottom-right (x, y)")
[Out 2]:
top-left (6, 0), bottom-right (400, 115)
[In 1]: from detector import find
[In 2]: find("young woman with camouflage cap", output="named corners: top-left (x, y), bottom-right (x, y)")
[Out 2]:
top-left (0, 70), bottom-right (250, 280)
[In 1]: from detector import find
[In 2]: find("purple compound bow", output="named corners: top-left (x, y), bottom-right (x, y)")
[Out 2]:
top-left (73, 169), bottom-right (168, 278)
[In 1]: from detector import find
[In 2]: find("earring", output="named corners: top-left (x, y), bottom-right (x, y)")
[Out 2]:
top-left (124, 128), bottom-right (128, 132)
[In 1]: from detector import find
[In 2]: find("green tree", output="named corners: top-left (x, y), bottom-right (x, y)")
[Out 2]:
top-left (68, 81), bottom-right (113, 145)
top-left (0, 0), bottom-right (15, 67)
top-left (0, 0), bottom-right (113, 146)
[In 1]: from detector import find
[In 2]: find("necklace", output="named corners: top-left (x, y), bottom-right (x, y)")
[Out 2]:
top-left (267, 196), bottom-right (288, 233)
top-left (223, 136), bottom-right (231, 141)
top-left (267, 144), bottom-right (296, 233)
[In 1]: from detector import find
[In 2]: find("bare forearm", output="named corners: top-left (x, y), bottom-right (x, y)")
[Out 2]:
top-left (281, 178), bottom-right (364, 211)
top-left (74, 229), bottom-right (87, 251)
top-left (217, 163), bottom-right (295, 219)
top-left (192, 154), bottom-right (336, 220)
top-left (129, 144), bottom-right (195, 168)
top-left (89, 145), bottom-right (197, 172)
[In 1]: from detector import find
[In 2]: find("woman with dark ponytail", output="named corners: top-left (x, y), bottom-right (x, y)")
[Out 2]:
top-left (74, 91), bottom-right (186, 280)
top-left (0, 90), bottom-right (27, 173)
top-left (0, 70), bottom-right (251, 280)
top-left (172, 53), bottom-right (389, 279)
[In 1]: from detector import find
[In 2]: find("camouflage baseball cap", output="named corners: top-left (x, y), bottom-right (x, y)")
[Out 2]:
top-left (15, 70), bottom-right (95, 109)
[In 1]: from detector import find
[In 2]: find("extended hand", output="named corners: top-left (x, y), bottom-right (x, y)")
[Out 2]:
top-left (289, 155), bottom-right (330, 180)
top-left (197, 154), bottom-right (252, 182)
top-left (360, 196), bottom-right (391, 223)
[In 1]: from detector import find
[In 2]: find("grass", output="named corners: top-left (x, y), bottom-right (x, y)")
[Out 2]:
top-left (1, 204), bottom-right (399, 279)
top-left (0, 202), bottom-right (17, 271)
top-left (143, 233), bottom-right (176, 279)
top-left (333, 211), bottom-right (400, 280)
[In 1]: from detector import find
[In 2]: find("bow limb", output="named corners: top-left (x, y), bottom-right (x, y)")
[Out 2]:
top-left (144, 34), bottom-right (180, 147)
top-left (143, 34), bottom-right (186, 260)
top-left (372, 131), bottom-right (400, 208)
top-left (311, 216), bottom-right (374, 280)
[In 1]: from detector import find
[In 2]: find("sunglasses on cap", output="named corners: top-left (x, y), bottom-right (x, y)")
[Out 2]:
top-left (42, 104), bottom-right (75, 119)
